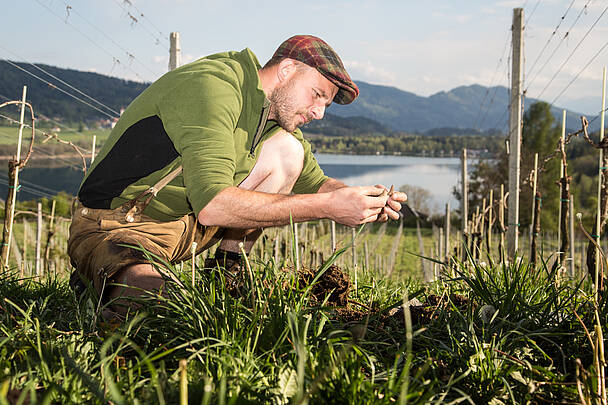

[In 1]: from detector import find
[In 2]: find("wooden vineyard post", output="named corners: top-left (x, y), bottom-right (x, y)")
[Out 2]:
top-left (530, 154), bottom-right (539, 266)
top-left (530, 191), bottom-right (542, 268)
top-left (554, 110), bottom-right (571, 272)
top-left (444, 202), bottom-right (451, 264)
top-left (480, 199), bottom-right (486, 257)
top-left (499, 184), bottom-right (506, 264)
top-left (1, 86), bottom-right (27, 267)
top-left (486, 190), bottom-right (494, 255)
top-left (387, 218), bottom-right (403, 277)
top-left (294, 223), bottom-right (300, 271)
top-left (558, 111), bottom-right (566, 246)
top-left (461, 148), bottom-right (468, 260)
top-left (35, 202), bottom-right (42, 278)
top-left (330, 220), bottom-right (336, 252)
top-left (191, 242), bottom-right (197, 287)
top-left (179, 359), bottom-right (188, 405)
top-left (569, 196), bottom-right (576, 277)
top-left (508, 7), bottom-right (524, 260)
top-left (439, 227), bottom-right (444, 265)
top-left (274, 233), bottom-right (279, 264)
top-left (416, 218), bottom-right (427, 278)
top-left (592, 67), bottom-right (607, 299)
top-left (22, 218), bottom-right (27, 277)
top-left (351, 227), bottom-right (357, 269)
top-left (364, 241), bottom-right (369, 273)
top-left (91, 135), bottom-right (97, 164)
top-left (43, 200), bottom-right (56, 267)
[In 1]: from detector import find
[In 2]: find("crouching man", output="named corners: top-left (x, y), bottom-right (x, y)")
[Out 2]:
top-left (67, 35), bottom-right (406, 314)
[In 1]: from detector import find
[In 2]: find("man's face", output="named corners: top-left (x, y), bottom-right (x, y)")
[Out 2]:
top-left (269, 64), bottom-right (338, 132)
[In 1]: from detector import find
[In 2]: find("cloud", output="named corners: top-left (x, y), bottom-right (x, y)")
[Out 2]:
top-left (343, 60), bottom-right (397, 84)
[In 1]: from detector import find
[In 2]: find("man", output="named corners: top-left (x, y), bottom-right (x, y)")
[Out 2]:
top-left (68, 35), bottom-right (406, 310)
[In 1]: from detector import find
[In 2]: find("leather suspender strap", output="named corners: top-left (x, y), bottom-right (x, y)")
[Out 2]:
top-left (123, 165), bottom-right (183, 222)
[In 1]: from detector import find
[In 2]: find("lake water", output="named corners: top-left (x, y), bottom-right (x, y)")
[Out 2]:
top-left (316, 154), bottom-right (462, 213)
top-left (2, 154), bottom-right (465, 213)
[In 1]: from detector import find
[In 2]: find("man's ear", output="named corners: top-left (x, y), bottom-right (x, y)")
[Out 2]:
top-left (276, 58), bottom-right (297, 83)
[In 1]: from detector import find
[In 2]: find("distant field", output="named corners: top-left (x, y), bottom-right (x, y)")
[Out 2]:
top-left (0, 125), bottom-right (111, 146)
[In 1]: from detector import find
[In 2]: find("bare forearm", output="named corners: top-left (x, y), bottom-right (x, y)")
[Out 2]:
top-left (317, 177), bottom-right (347, 193)
top-left (198, 187), bottom-right (331, 228)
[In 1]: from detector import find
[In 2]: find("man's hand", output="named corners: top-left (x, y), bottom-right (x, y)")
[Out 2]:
top-left (373, 184), bottom-right (407, 222)
top-left (326, 186), bottom-right (390, 227)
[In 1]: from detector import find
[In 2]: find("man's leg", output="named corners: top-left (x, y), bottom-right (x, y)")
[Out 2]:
top-left (216, 129), bottom-right (304, 254)
top-left (106, 129), bottom-right (304, 313)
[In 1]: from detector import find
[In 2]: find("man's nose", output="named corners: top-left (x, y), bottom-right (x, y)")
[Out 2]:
top-left (310, 105), bottom-right (325, 120)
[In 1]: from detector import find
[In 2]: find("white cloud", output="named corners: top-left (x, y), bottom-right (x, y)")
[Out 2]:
top-left (343, 60), bottom-right (397, 84)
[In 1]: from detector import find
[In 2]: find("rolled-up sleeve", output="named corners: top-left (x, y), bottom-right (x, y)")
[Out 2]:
top-left (158, 65), bottom-right (242, 214)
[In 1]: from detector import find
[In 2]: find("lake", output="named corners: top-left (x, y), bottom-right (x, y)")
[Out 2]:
top-left (317, 154), bottom-right (462, 213)
top-left (2, 154), bottom-right (467, 213)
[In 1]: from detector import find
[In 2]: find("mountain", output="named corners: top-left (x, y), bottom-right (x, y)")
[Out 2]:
top-left (0, 60), bottom-right (597, 133)
top-left (329, 82), bottom-right (595, 132)
top-left (303, 112), bottom-right (392, 136)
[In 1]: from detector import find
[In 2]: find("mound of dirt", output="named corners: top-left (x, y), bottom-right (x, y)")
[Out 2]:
top-left (297, 265), bottom-right (351, 306)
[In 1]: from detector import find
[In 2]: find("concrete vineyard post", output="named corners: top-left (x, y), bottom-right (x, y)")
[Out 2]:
top-left (508, 7), bottom-right (524, 259)
top-left (169, 32), bottom-right (181, 71)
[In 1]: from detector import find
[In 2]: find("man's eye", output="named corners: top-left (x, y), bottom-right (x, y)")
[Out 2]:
top-left (313, 90), bottom-right (320, 98)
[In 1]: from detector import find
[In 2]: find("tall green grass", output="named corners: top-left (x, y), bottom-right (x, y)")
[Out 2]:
top-left (0, 243), bottom-right (605, 403)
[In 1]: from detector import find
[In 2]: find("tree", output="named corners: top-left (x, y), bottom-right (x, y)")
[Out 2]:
top-left (453, 101), bottom-right (561, 231)
top-left (399, 184), bottom-right (435, 215)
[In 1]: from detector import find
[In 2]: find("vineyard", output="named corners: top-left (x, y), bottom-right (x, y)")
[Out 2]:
top-left (2, 1), bottom-right (608, 403)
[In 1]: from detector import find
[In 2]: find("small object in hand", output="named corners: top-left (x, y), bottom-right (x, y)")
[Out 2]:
top-left (388, 185), bottom-right (394, 197)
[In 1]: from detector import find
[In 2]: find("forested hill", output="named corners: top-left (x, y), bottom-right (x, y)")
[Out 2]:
top-left (0, 61), bottom-right (148, 123)
top-left (0, 60), bottom-right (591, 133)
top-left (329, 81), bottom-right (590, 132)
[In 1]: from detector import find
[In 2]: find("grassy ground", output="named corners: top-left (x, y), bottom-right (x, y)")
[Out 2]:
top-left (1, 219), bottom-right (605, 404)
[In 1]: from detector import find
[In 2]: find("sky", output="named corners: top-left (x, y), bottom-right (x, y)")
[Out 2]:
top-left (2, 0), bottom-right (608, 115)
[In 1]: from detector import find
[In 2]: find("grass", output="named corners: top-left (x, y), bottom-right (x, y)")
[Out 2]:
top-left (0, 224), bottom-right (605, 404)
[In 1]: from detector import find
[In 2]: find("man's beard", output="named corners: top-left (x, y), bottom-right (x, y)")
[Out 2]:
top-left (269, 77), bottom-right (312, 132)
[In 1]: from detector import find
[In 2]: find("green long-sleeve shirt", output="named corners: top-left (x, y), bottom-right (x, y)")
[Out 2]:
top-left (78, 48), bottom-right (328, 221)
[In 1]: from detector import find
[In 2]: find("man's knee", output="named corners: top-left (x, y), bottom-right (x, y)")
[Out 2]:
top-left (266, 130), bottom-right (304, 179)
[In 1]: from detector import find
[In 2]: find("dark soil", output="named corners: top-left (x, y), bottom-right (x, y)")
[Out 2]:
top-left (297, 265), bottom-right (351, 306)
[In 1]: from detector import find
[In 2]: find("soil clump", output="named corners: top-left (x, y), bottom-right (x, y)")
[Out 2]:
top-left (296, 265), bottom-right (351, 306)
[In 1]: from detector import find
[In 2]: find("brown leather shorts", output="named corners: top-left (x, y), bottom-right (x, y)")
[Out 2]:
top-left (67, 200), bottom-right (222, 295)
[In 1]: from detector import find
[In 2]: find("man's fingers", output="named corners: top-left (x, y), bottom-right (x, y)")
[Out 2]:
top-left (389, 191), bottom-right (407, 203)
top-left (363, 185), bottom-right (388, 196)
top-left (386, 199), bottom-right (402, 213)
top-left (384, 207), bottom-right (400, 221)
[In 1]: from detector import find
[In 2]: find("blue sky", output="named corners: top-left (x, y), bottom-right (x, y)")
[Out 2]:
top-left (2, 0), bottom-right (607, 114)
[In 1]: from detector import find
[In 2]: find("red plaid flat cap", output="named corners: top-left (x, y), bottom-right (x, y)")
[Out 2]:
top-left (271, 35), bottom-right (359, 105)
